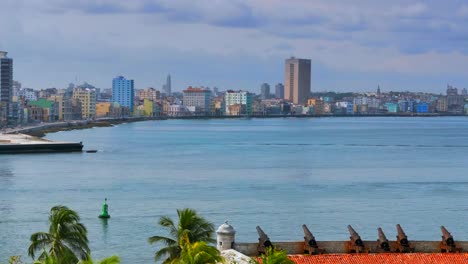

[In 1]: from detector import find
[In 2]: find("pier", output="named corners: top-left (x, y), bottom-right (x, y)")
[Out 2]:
top-left (0, 133), bottom-right (83, 154)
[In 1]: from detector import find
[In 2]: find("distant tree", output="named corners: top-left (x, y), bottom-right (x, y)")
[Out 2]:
top-left (148, 208), bottom-right (215, 263)
top-left (250, 247), bottom-right (294, 264)
top-left (28, 205), bottom-right (90, 264)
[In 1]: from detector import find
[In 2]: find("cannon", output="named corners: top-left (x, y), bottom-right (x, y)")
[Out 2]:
top-left (346, 225), bottom-right (370, 253)
top-left (376, 227), bottom-right (391, 252)
top-left (395, 224), bottom-right (414, 253)
top-left (439, 226), bottom-right (461, 253)
top-left (256, 226), bottom-right (273, 254)
top-left (302, 224), bottom-right (324, 254)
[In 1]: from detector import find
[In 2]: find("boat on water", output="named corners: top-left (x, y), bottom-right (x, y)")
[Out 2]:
top-left (0, 134), bottom-right (83, 154)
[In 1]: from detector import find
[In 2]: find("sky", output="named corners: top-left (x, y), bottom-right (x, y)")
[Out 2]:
top-left (1, 0), bottom-right (468, 93)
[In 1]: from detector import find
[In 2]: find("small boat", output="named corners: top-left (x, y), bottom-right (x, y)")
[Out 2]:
top-left (86, 150), bottom-right (98, 153)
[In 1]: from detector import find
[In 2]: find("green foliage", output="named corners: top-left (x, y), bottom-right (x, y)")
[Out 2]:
top-left (8, 256), bottom-right (24, 264)
top-left (28, 205), bottom-right (90, 264)
top-left (29, 252), bottom-right (120, 264)
top-left (170, 236), bottom-right (224, 264)
top-left (250, 247), bottom-right (293, 264)
top-left (77, 255), bottom-right (120, 264)
top-left (148, 208), bottom-right (215, 263)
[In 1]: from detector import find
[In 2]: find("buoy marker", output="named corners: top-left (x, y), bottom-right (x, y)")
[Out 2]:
top-left (98, 198), bottom-right (110, 219)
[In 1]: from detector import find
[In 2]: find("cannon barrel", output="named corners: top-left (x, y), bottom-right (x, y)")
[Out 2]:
top-left (441, 226), bottom-right (455, 246)
top-left (303, 224), bottom-right (318, 248)
top-left (377, 228), bottom-right (390, 251)
top-left (347, 225), bottom-right (363, 246)
top-left (396, 224), bottom-right (409, 245)
top-left (256, 226), bottom-right (273, 248)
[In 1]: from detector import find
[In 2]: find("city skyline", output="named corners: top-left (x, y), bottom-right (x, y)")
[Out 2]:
top-left (1, 1), bottom-right (468, 92)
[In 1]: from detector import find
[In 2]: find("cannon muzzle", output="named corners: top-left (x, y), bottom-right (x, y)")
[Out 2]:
top-left (303, 224), bottom-right (318, 248)
top-left (377, 227), bottom-right (390, 251)
top-left (347, 225), bottom-right (363, 246)
top-left (256, 226), bottom-right (273, 248)
top-left (396, 224), bottom-right (409, 246)
top-left (441, 226), bottom-right (455, 246)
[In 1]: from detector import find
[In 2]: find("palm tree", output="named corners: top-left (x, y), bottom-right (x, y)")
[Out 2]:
top-left (172, 236), bottom-right (224, 264)
top-left (148, 208), bottom-right (215, 263)
top-left (251, 247), bottom-right (294, 264)
top-left (28, 205), bottom-right (90, 264)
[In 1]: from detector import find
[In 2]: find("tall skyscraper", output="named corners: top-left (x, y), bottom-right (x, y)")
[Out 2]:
top-left (163, 74), bottom-right (172, 96)
top-left (112, 76), bottom-right (135, 112)
top-left (0, 51), bottom-right (13, 123)
top-left (260, 83), bottom-right (270, 100)
top-left (275, 83), bottom-right (284, 99)
top-left (284, 57), bottom-right (311, 105)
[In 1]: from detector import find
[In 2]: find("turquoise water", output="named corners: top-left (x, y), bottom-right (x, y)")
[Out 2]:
top-left (1, 117), bottom-right (468, 263)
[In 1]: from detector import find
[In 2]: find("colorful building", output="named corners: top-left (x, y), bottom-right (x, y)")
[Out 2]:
top-left (112, 76), bottom-right (134, 112)
top-left (225, 90), bottom-right (252, 115)
top-left (72, 88), bottom-right (96, 119)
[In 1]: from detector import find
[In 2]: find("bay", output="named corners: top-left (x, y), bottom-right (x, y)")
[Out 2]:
top-left (1, 117), bottom-right (468, 263)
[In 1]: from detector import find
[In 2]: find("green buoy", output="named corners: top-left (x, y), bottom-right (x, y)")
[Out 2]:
top-left (98, 198), bottom-right (110, 219)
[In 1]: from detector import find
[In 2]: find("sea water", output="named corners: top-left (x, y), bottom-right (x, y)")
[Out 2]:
top-left (1, 117), bottom-right (468, 263)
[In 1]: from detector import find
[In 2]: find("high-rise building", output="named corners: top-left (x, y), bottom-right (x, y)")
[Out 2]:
top-left (112, 76), bottom-right (135, 112)
top-left (462, 88), bottom-right (467, 96)
top-left (275, 83), bottom-right (284, 99)
top-left (72, 88), bottom-right (97, 119)
top-left (260, 83), bottom-right (270, 100)
top-left (183, 87), bottom-right (211, 114)
top-left (284, 57), bottom-right (311, 105)
top-left (0, 51), bottom-right (13, 123)
top-left (163, 74), bottom-right (172, 96)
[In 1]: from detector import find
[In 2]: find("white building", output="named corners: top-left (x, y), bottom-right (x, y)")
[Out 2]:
top-left (19, 88), bottom-right (38, 101)
top-left (182, 87), bottom-right (211, 114)
top-left (225, 90), bottom-right (252, 115)
top-left (167, 104), bottom-right (190, 117)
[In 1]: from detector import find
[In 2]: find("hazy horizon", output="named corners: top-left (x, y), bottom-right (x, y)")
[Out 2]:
top-left (1, 0), bottom-right (467, 93)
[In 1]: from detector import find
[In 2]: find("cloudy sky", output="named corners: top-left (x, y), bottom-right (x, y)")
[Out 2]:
top-left (1, 0), bottom-right (468, 93)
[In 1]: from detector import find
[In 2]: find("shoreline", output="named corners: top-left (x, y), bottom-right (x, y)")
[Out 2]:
top-left (5, 113), bottom-right (467, 137)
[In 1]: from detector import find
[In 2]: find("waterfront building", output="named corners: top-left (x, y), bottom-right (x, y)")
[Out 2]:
top-left (182, 87), bottom-right (211, 115)
top-left (436, 97), bottom-right (448, 112)
top-left (0, 51), bottom-right (13, 124)
top-left (260, 83), bottom-right (270, 100)
top-left (416, 102), bottom-right (429, 113)
top-left (446, 85), bottom-right (458, 96)
top-left (28, 98), bottom-right (58, 122)
top-left (163, 74), bottom-right (172, 96)
top-left (225, 90), bottom-right (253, 115)
top-left (275, 83), bottom-right (284, 99)
top-left (73, 88), bottom-right (97, 119)
top-left (384, 102), bottom-right (399, 113)
top-left (12, 81), bottom-right (21, 97)
top-left (307, 98), bottom-right (323, 115)
top-left (19, 88), bottom-right (37, 101)
top-left (167, 104), bottom-right (190, 116)
top-left (49, 95), bottom-right (74, 121)
top-left (138, 87), bottom-right (160, 102)
top-left (112, 76), bottom-right (134, 112)
top-left (96, 102), bottom-right (112, 118)
top-left (143, 98), bottom-right (158, 117)
top-left (284, 57), bottom-right (311, 105)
